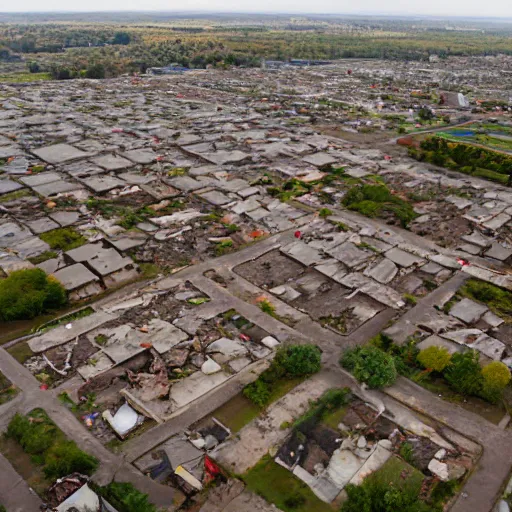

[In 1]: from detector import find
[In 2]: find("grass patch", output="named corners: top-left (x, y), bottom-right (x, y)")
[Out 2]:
top-left (7, 341), bottom-right (34, 364)
top-left (0, 372), bottom-right (18, 405)
top-left (342, 183), bottom-right (418, 228)
top-left (27, 251), bottom-right (58, 265)
top-left (40, 227), bottom-right (87, 252)
top-left (139, 263), bottom-right (162, 279)
top-left (258, 298), bottom-right (277, 317)
top-left (0, 72), bottom-right (52, 83)
top-left (0, 189), bottom-right (31, 203)
top-left (459, 278), bottom-right (512, 321)
top-left (243, 455), bottom-right (334, 512)
top-left (3, 409), bottom-right (98, 487)
top-left (210, 378), bottom-right (304, 433)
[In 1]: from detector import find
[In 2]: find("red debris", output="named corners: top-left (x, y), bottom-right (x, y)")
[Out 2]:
top-left (39, 384), bottom-right (48, 390)
top-left (384, 155), bottom-right (392, 161)
top-left (294, 230), bottom-right (302, 239)
top-left (347, 69), bottom-right (352, 75)
top-left (112, 128), bottom-right (124, 133)
top-left (205, 456), bottom-right (220, 477)
top-left (239, 334), bottom-right (251, 342)
top-left (457, 258), bottom-right (470, 266)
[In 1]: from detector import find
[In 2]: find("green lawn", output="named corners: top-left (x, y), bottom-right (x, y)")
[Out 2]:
top-left (211, 377), bottom-right (304, 433)
top-left (243, 455), bottom-right (335, 512)
top-left (370, 455), bottom-right (424, 494)
top-left (0, 72), bottom-right (52, 83)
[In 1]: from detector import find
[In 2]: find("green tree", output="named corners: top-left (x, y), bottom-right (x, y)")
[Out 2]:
top-left (0, 269), bottom-right (67, 322)
top-left (113, 32), bottom-right (131, 45)
top-left (341, 346), bottom-right (397, 389)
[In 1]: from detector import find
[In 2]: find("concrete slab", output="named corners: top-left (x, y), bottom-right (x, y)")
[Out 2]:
top-left (201, 150), bottom-right (251, 165)
top-left (207, 337), bottom-right (248, 358)
top-left (82, 175), bottom-right (125, 193)
top-left (385, 247), bottom-right (425, 268)
top-left (349, 445), bottom-right (392, 486)
top-left (32, 143), bottom-right (88, 164)
top-left (281, 241), bottom-right (324, 266)
top-left (28, 311), bottom-right (115, 352)
top-left (25, 217), bottom-right (59, 234)
top-left (364, 258), bottom-right (398, 284)
top-left (325, 242), bottom-right (371, 268)
top-left (0, 179), bottom-right (23, 195)
top-left (166, 176), bottom-right (203, 192)
top-left (485, 243), bottom-right (512, 261)
top-left (450, 298), bottom-right (488, 324)
top-left (33, 180), bottom-right (82, 197)
top-left (97, 325), bottom-right (146, 363)
top-left (416, 335), bottom-right (462, 354)
top-left (12, 236), bottom-right (51, 258)
top-left (483, 213), bottom-right (511, 231)
top-left (200, 190), bottom-right (233, 206)
top-left (91, 154), bottom-right (134, 171)
top-left (77, 352), bottom-right (115, 380)
top-left (326, 449), bottom-right (362, 490)
top-left (49, 211), bottom-right (80, 227)
top-left (53, 263), bottom-right (100, 291)
top-left (19, 171), bottom-right (61, 187)
top-left (441, 329), bottom-right (506, 360)
top-left (123, 148), bottom-right (157, 164)
top-left (170, 371), bottom-right (231, 409)
top-left (302, 152), bottom-right (338, 167)
top-left (144, 319), bottom-right (189, 354)
top-left (341, 272), bottom-right (405, 309)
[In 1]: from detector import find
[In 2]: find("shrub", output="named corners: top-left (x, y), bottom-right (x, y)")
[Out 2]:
top-left (97, 482), bottom-right (156, 512)
top-left (243, 344), bottom-right (322, 407)
top-left (243, 379), bottom-right (271, 407)
top-left (85, 64), bottom-right (106, 79)
top-left (341, 346), bottom-right (397, 389)
top-left (43, 440), bottom-right (98, 480)
top-left (480, 361), bottom-right (511, 403)
top-left (482, 361), bottom-right (511, 389)
top-left (275, 344), bottom-right (322, 377)
top-left (417, 346), bottom-right (452, 372)
top-left (0, 269), bottom-right (67, 321)
top-left (319, 207), bottom-right (333, 218)
top-left (443, 351), bottom-right (483, 396)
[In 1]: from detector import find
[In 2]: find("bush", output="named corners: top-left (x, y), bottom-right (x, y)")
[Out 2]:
top-left (243, 379), bottom-right (271, 407)
top-left (97, 482), bottom-right (156, 512)
top-left (275, 344), bottom-right (322, 377)
top-left (0, 269), bottom-right (67, 321)
top-left (443, 351), bottom-right (483, 396)
top-left (417, 346), bottom-right (452, 372)
top-left (482, 361), bottom-right (511, 389)
top-left (243, 344), bottom-right (322, 407)
top-left (341, 346), bottom-right (397, 389)
top-left (480, 361), bottom-right (511, 403)
top-left (43, 440), bottom-right (98, 480)
top-left (85, 63), bottom-right (106, 79)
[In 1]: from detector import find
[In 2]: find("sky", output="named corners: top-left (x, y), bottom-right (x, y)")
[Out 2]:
top-left (2, 0), bottom-right (512, 18)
